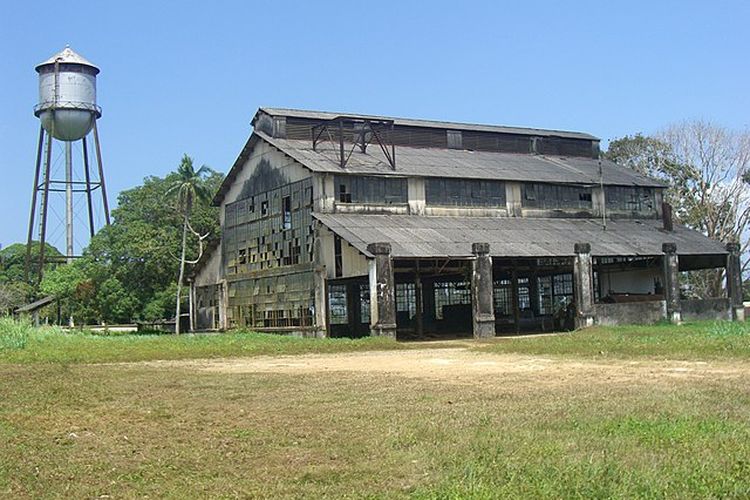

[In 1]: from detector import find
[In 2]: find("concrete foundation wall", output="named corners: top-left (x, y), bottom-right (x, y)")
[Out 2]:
top-left (682, 298), bottom-right (731, 321)
top-left (594, 301), bottom-right (666, 326)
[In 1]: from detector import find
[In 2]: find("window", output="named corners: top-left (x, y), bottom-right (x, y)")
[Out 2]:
top-left (434, 281), bottom-right (471, 319)
top-left (522, 183), bottom-right (593, 210)
top-left (338, 183), bottom-right (351, 203)
top-left (238, 248), bottom-right (247, 265)
top-left (538, 273), bottom-right (573, 316)
top-left (426, 178), bottom-right (506, 207)
top-left (517, 277), bottom-right (531, 311)
top-left (260, 200), bottom-right (269, 216)
top-left (335, 175), bottom-right (407, 204)
top-left (605, 186), bottom-right (655, 213)
top-left (282, 196), bottom-right (292, 230)
top-left (396, 283), bottom-right (416, 318)
top-left (328, 285), bottom-right (348, 324)
top-left (538, 276), bottom-right (553, 315)
top-left (493, 279), bottom-right (512, 316)
top-left (360, 284), bottom-right (370, 324)
top-left (334, 235), bottom-right (343, 277)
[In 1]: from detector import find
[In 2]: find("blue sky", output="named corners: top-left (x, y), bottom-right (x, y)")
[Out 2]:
top-left (1, 0), bottom-right (749, 252)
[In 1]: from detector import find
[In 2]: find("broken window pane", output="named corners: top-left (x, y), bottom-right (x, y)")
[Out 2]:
top-left (426, 178), bottom-right (506, 207)
top-left (335, 175), bottom-right (407, 204)
top-left (522, 183), bottom-right (593, 210)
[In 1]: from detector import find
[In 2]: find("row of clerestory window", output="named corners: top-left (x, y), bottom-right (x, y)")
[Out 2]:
top-left (334, 175), bottom-right (654, 213)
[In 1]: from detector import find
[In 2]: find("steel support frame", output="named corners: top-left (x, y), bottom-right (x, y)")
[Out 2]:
top-left (311, 117), bottom-right (396, 170)
top-left (24, 122), bottom-right (111, 283)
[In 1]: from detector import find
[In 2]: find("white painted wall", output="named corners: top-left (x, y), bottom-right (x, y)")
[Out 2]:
top-left (318, 225), bottom-right (369, 279)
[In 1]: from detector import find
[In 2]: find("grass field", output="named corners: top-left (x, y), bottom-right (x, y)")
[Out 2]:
top-left (0, 318), bottom-right (404, 364)
top-left (481, 320), bottom-right (750, 360)
top-left (2, 319), bottom-right (750, 498)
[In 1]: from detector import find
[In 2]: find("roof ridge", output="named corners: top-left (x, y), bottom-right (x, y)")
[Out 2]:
top-left (257, 107), bottom-right (599, 140)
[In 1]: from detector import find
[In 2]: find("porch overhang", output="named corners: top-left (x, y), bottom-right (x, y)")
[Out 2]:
top-left (313, 213), bottom-right (727, 260)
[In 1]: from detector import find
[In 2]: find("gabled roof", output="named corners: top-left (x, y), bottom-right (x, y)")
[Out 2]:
top-left (257, 107), bottom-right (599, 141)
top-left (213, 109), bottom-right (664, 206)
top-left (314, 213), bottom-right (726, 259)
top-left (212, 133), bottom-right (260, 206)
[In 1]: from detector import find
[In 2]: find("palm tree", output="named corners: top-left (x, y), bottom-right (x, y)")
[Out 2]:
top-left (166, 155), bottom-right (211, 334)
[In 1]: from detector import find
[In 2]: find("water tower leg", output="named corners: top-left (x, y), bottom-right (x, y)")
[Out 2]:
top-left (82, 137), bottom-right (96, 238)
top-left (65, 141), bottom-right (74, 264)
top-left (92, 122), bottom-right (111, 226)
top-left (24, 125), bottom-right (45, 283)
top-left (37, 130), bottom-right (53, 283)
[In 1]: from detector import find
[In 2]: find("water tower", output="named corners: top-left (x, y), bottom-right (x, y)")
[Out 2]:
top-left (25, 46), bottom-right (111, 281)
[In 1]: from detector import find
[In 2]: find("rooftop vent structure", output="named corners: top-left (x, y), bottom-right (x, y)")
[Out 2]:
top-left (311, 117), bottom-right (396, 170)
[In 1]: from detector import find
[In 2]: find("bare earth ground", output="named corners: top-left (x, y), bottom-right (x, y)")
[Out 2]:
top-left (139, 345), bottom-right (750, 386)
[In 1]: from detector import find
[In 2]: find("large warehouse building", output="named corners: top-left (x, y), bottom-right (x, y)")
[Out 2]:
top-left (189, 108), bottom-right (744, 338)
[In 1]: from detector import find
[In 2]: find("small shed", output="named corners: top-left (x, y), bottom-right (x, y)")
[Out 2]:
top-left (14, 296), bottom-right (56, 326)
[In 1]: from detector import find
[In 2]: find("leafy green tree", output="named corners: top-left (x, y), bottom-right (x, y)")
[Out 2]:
top-left (40, 261), bottom-right (88, 325)
top-left (0, 242), bottom-right (62, 290)
top-left (166, 155), bottom-right (212, 334)
top-left (0, 281), bottom-right (30, 315)
top-left (32, 160), bottom-right (222, 325)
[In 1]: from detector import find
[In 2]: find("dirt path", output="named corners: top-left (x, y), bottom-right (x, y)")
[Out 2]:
top-left (140, 347), bottom-right (750, 385)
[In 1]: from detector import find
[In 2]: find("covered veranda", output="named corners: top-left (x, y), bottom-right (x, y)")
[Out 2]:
top-left (316, 214), bottom-right (739, 339)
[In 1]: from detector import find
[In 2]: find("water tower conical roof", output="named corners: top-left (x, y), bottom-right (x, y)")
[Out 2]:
top-left (35, 46), bottom-right (99, 73)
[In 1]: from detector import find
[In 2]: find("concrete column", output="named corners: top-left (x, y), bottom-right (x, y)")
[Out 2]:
top-left (312, 267), bottom-right (328, 337)
top-left (312, 220), bottom-right (329, 337)
top-left (408, 178), bottom-right (426, 216)
top-left (505, 182), bottom-right (522, 217)
top-left (592, 186), bottom-right (605, 218)
top-left (367, 242), bottom-right (397, 338)
top-left (726, 242), bottom-right (745, 321)
top-left (314, 174), bottom-right (336, 213)
top-left (471, 243), bottom-right (496, 338)
top-left (662, 243), bottom-right (682, 323)
top-left (573, 243), bottom-right (594, 329)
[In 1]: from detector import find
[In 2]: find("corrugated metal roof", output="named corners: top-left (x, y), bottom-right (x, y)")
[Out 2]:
top-left (313, 213), bottom-right (726, 259)
top-left (258, 107), bottom-right (599, 141)
top-left (258, 131), bottom-right (664, 187)
top-left (36, 46), bottom-right (99, 72)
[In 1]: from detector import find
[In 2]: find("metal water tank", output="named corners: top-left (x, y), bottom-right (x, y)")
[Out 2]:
top-left (34, 46), bottom-right (101, 142)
